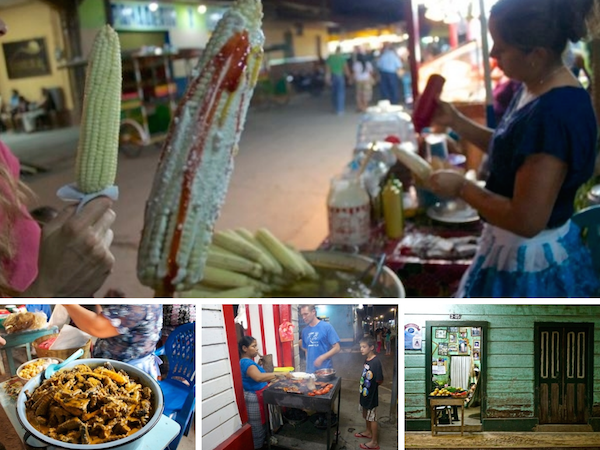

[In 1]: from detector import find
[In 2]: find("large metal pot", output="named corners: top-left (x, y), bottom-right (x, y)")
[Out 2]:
top-left (17, 359), bottom-right (164, 450)
top-left (302, 250), bottom-right (406, 298)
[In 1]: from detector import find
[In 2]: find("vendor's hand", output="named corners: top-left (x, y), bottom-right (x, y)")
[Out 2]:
top-left (314, 355), bottom-right (326, 368)
top-left (284, 372), bottom-right (293, 379)
top-left (25, 197), bottom-right (116, 297)
top-left (432, 100), bottom-right (459, 129)
top-left (0, 336), bottom-right (5, 346)
top-left (429, 170), bottom-right (466, 198)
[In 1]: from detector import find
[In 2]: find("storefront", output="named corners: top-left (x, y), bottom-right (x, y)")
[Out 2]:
top-left (405, 304), bottom-right (600, 433)
top-left (0, 1), bottom-right (75, 123)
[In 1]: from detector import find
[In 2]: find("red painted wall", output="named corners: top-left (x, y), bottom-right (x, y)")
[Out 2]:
top-left (223, 305), bottom-right (248, 424)
top-left (213, 423), bottom-right (253, 450)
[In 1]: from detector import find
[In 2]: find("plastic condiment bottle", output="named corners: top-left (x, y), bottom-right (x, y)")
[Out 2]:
top-left (412, 74), bottom-right (446, 133)
top-left (327, 175), bottom-right (371, 247)
top-left (382, 180), bottom-right (404, 239)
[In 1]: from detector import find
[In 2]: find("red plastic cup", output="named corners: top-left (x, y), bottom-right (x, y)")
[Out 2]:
top-left (412, 74), bottom-right (446, 133)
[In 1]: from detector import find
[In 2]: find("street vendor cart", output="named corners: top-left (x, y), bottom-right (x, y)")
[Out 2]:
top-left (263, 376), bottom-right (342, 450)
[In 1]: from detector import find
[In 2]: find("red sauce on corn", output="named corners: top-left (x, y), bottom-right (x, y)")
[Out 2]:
top-left (163, 31), bottom-right (251, 295)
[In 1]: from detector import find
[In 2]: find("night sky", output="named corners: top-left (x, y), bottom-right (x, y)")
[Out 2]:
top-left (331, 0), bottom-right (404, 25)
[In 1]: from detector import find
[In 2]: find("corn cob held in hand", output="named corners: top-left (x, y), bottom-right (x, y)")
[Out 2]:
top-left (75, 25), bottom-right (122, 194)
top-left (137, 0), bottom-right (264, 295)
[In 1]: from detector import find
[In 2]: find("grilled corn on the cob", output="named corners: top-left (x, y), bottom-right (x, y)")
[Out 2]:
top-left (75, 25), bottom-right (122, 194)
top-left (137, 0), bottom-right (264, 294)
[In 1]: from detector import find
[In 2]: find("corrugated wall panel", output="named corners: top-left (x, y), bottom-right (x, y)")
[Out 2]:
top-left (202, 305), bottom-right (242, 450)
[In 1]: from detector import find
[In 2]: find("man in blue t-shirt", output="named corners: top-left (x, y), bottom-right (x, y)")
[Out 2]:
top-left (300, 305), bottom-right (341, 373)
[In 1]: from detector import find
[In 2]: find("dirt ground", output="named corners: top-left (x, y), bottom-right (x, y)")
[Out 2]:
top-left (405, 431), bottom-right (600, 449)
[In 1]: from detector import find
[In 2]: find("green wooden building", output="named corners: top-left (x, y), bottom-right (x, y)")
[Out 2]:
top-left (405, 304), bottom-right (600, 432)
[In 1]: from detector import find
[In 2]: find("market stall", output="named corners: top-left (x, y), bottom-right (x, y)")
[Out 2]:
top-left (263, 376), bottom-right (342, 450)
top-left (320, 100), bottom-right (483, 297)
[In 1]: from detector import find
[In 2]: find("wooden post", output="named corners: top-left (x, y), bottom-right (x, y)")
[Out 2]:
top-left (405, 0), bottom-right (421, 103)
top-left (591, 39), bottom-right (600, 175)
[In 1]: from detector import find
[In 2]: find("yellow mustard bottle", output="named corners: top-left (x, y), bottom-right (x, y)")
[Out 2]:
top-left (382, 180), bottom-right (404, 239)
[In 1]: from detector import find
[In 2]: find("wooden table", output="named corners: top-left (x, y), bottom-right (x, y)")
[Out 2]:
top-left (0, 379), bottom-right (181, 449)
top-left (0, 327), bottom-right (58, 375)
top-left (429, 396), bottom-right (465, 436)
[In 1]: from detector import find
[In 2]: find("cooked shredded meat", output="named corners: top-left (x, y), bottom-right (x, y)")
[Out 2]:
top-left (25, 363), bottom-right (154, 445)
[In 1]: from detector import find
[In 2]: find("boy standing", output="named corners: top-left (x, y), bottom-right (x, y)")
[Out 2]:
top-left (355, 336), bottom-right (383, 450)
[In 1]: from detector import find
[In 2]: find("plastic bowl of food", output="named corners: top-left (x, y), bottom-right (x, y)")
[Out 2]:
top-left (16, 357), bottom-right (63, 382)
top-left (16, 358), bottom-right (164, 450)
top-left (314, 368), bottom-right (336, 380)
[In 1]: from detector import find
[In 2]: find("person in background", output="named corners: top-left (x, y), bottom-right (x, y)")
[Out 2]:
top-left (563, 43), bottom-right (592, 87)
top-left (25, 304), bottom-right (52, 319)
top-left (493, 75), bottom-right (522, 125)
top-left (299, 304), bottom-right (341, 373)
top-left (160, 304), bottom-right (196, 346)
top-left (238, 336), bottom-right (291, 450)
top-left (7, 89), bottom-right (27, 130)
top-left (385, 328), bottom-right (392, 356)
top-left (376, 43), bottom-right (403, 105)
top-left (429, 0), bottom-right (600, 297)
top-left (21, 88), bottom-right (56, 133)
top-left (376, 328), bottom-right (383, 353)
top-left (354, 336), bottom-right (384, 450)
top-left (0, 16), bottom-right (115, 298)
top-left (352, 46), bottom-right (375, 112)
top-left (62, 305), bottom-right (163, 379)
top-left (325, 46), bottom-right (351, 115)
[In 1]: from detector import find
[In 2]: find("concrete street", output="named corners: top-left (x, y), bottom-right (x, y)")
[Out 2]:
top-left (271, 340), bottom-right (399, 450)
top-left (405, 431), bottom-right (600, 449)
top-left (6, 92), bottom-right (361, 297)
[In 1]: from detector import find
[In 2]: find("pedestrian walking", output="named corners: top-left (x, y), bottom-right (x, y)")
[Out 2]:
top-left (354, 336), bottom-right (383, 450)
top-left (325, 47), bottom-right (351, 115)
top-left (385, 329), bottom-right (392, 355)
top-left (352, 46), bottom-right (375, 112)
top-left (376, 43), bottom-right (403, 104)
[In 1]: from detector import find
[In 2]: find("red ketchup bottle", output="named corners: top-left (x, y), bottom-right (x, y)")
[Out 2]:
top-left (412, 74), bottom-right (446, 133)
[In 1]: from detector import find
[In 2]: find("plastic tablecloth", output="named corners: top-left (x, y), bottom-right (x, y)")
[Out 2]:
top-left (321, 218), bottom-right (482, 297)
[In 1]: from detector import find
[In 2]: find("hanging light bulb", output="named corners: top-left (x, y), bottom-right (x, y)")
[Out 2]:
top-left (198, 4), bottom-right (207, 14)
top-left (149, 2), bottom-right (159, 12)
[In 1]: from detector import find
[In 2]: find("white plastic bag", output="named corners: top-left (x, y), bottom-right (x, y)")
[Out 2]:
top-left (50, 324), bottom-right (92, 350)
top-left (47, 304), bottom-right (71, 329)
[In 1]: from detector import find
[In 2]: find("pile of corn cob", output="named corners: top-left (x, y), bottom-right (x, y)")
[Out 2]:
top-left (179, 227), bottom-right (319, 298)
top-left (136, 0), bottom-right (264, 296)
